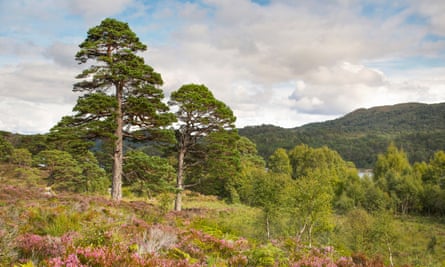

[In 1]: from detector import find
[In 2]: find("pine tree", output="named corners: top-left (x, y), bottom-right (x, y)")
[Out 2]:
top-left (169, 84), bottom-right (236, 211)
top-left (71, 18), bottom-right (175, 200)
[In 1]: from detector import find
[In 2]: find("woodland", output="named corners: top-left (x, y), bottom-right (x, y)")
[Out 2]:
top-left (1, 18), bottom-right (445, 266)
top-left (239, 102), bottom-right (445, 168)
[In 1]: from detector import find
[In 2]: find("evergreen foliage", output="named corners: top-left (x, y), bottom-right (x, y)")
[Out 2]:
top-left (63, 18), bottom-right (175, 200)
top-left (185, 130), bottom-right (242, 202)
top-left (10, 148), bottom-right (32, 167)
top-left (123, 150), bottom-right (175, 197)
top-left (169, 84), bottom-right (236, 211)
top-left (0, 135), bottom-right (14, 162)
top-left (36, 149), bottom-right (109, 193)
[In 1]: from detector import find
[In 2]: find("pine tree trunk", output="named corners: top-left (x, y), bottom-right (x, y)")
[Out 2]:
top-left (174, 147), bottom-right (186, 211)
top-left (111, 85), bottom-right (123, 201)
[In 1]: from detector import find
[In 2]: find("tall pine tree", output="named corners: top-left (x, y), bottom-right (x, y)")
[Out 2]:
top-left (169, 84), bottom-right (236, 211)
top-left (71, 18), bottom-right (175, 200)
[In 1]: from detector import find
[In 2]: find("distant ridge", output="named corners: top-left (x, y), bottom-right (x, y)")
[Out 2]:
top-left (303, 102), bottom-right (445, 132)
top-left (239, 102), bottom-right (445, 168)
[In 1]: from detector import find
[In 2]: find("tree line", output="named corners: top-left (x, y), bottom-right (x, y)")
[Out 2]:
top-left (239, 102), bottom-right (445, 168)
top-left (4, 124), bottom-right (445, 262)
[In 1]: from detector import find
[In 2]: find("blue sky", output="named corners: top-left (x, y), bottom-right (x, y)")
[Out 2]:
top-left (1, 0), bottom-right (445, 134)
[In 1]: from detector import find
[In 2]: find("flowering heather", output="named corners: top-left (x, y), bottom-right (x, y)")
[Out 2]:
top-left (175, 228), bottom-right (250, 264)
top-left (15, 232), bottom-right (75, 260)
top-left (288, 246), bottom-right (358, 267)
top-left (48, 254), bottom-right (84, 267)
top-left (291, 255), bottom-right (337, 267)
top-left (48, 246), bottom-right (200, 267)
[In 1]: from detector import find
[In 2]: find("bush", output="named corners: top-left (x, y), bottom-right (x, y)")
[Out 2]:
top-left (249, 243), bottom-right (285, 266)
top-left (15, 232), bottom-right (76, 262)
top-left (11, 148), bottom-right (33, 167)
top-left (0, 136), bottom-right (13, 162)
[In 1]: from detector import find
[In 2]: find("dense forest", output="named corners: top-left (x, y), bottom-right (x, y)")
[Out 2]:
top-left (2, 18), bottom-right (445, 266)
top-left (239, 102), bottom-right (445, 168)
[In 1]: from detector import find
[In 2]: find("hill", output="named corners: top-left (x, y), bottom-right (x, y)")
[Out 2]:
top-left (2, 102), bottom-right (444, 169)
top-left (239, 102), bottom-right (445, 168)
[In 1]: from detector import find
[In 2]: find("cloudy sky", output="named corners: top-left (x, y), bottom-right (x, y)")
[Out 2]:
top-left (1, 0), bottom-right (445, 134)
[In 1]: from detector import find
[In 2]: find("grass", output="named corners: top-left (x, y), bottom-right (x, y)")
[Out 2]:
top-left (394, 216), bottom-right (445, 266)
top-left (2, 162), bottom-right (445, 266)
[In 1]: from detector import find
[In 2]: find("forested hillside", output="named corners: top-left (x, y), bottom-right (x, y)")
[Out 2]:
top-left (239, 102), bottom-right (445, 168)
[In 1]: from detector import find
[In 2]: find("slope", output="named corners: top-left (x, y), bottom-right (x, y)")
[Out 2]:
top-left (239, 102), bottom-right (445, 168)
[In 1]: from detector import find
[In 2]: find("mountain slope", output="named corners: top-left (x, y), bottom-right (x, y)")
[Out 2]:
top-left (239, 102), bottom-right (445, 168)
top-left (304, 102), bottom-right (445, 133)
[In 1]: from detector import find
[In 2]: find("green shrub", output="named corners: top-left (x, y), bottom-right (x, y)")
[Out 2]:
top-left (11, 148), bottom-right (33, 167)
top-left (158, 193), bottom-right (173, 215)
top-left (248, 243), bottom-right (286, 266)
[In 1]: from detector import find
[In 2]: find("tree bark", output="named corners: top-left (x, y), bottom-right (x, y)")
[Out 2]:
top-left (386, 235), bottom-right (394, 267)
top-left (297, 223), bottom-right (307, 243)
top-left (174, 146), bottom-right (186, 211)
top-left (111, 85), bottom-right (123, 201)
top-left (308, 224), bottom-right (313, 248)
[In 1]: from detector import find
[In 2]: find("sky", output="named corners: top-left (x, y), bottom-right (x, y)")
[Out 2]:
top-left (1, 0), bottom-right (445, 134)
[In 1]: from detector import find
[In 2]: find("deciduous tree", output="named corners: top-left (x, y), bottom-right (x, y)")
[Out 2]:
top-left (235, 137), bottom-right (266, 204)
top-left (286, 170), bottom-right (334, 248)
top-left (423, 150), bottom-right (445, 187)
top-left (342, 209), bottom-right (374, 253)
top-left (374, 143), bottom-right (422, 214)
top-left (250, 171), bottom-right (290, 240)
top-left (268, 148), bottom-right (291, 175)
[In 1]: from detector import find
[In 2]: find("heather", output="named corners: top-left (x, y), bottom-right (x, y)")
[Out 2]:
top-left (0, 166), bottom-right (443, 267)
top-left (0, 182), bottom-right (346, 266)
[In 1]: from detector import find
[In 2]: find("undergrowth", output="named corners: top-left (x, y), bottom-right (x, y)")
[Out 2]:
top-left (1, 163), bottom-right (445, 266)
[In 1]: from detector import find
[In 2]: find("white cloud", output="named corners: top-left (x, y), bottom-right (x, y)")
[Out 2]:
top-left (288, 62), bottom-right (445, 116)
top-left (44, 42), bottom-right (80, 68)
top-left (412, 1), bottom-right (445, 35)
top-left (141, 0), bottom-right (444, 128)
top-left (304, 62), bottom-right (386, 86)
top-left (0, 62), bottom-right (78, 104)
top-left (67, 0), bottom-right (134, 21)
top-left (288, 62), bottom-right (390, 114)
top-left (0, 37), bottom-right (43, 58)
top-left (0, 97), bottom-right (73, 134)
top-left (1, 0), bottom-right (445, 133)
